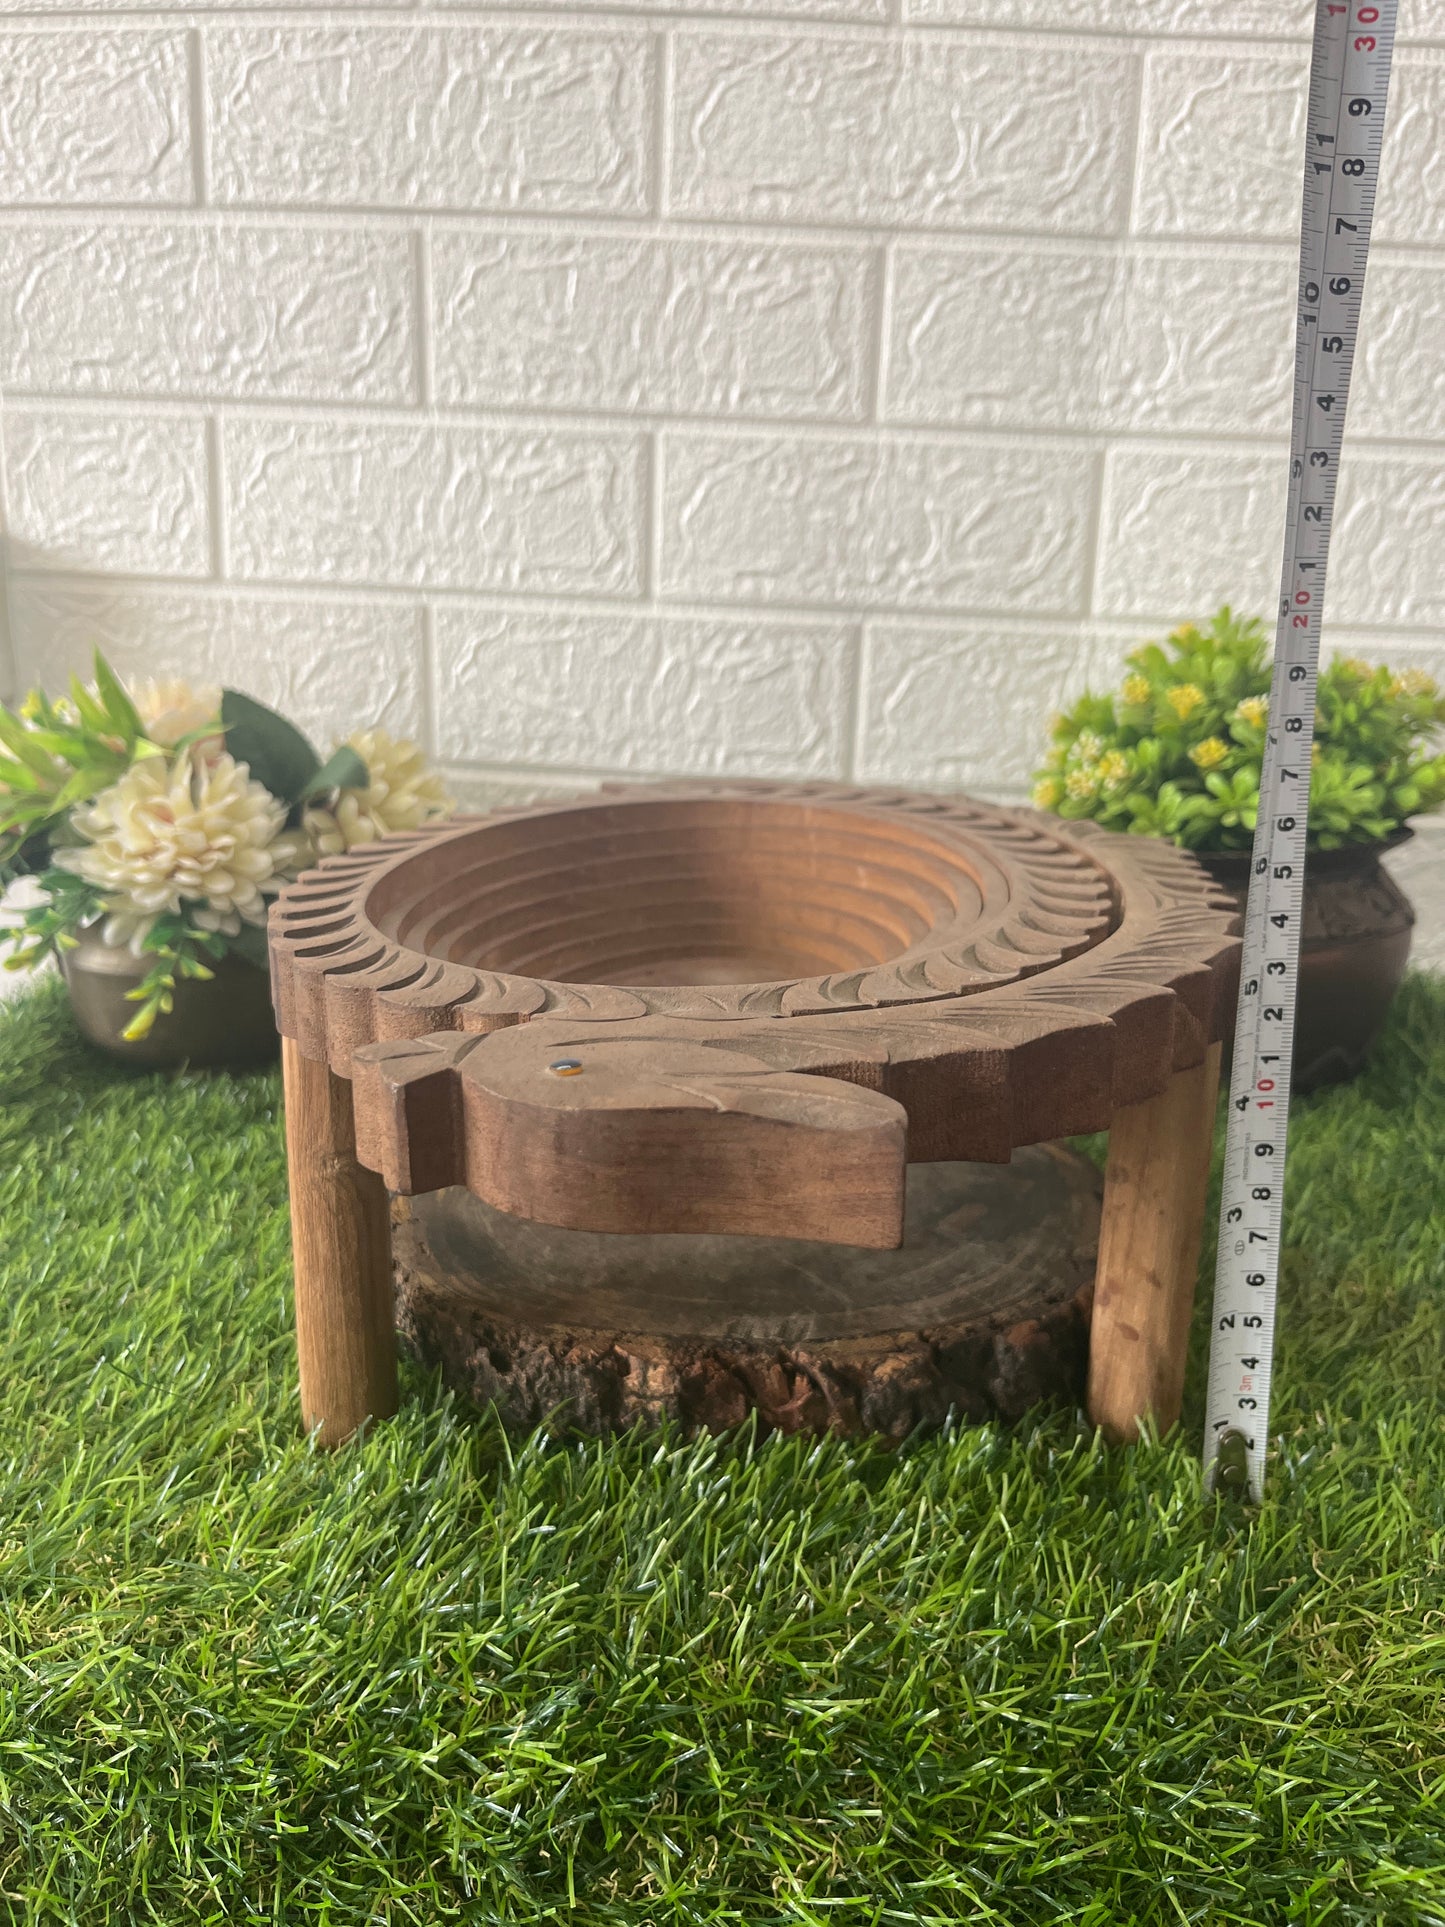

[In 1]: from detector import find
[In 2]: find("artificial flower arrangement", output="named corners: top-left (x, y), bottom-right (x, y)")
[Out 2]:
top-left (1031, 607), bottom-right (1445, 851)
top-left (0, 655), bottom-right (452, 1041)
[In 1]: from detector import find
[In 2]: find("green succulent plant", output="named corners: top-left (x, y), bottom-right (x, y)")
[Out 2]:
top-left (1032, 608), bottom-right (1445, 852)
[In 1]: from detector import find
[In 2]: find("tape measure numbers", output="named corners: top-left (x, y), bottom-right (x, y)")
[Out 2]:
top-left (1203, 0), bottom-right (1399, 1504)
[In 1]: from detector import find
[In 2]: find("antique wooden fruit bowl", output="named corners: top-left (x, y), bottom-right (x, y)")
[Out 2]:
top-left (269, 783), bottom-right (1240, 1445)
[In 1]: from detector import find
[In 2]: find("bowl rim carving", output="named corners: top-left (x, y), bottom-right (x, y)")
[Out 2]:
top-left (269, 780), bottom-right (1242, 1153)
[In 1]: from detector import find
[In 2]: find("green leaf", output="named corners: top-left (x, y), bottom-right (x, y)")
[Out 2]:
top-left (163, 723), bottom-right (219, 757)
top-left (1, 799), bottom-right (55, 834)
top-left (299, 745), bottom-right (369, 802)
top-left (91, 652), bottom-right (143, 743)
top-left (0, 753), bottom-right (45, 795)
top-left (5, 726), bottom-right (82, 761)
top-left (220, 690), bottom-right (320, 804)
top-left (68, 674), bottom-right (113, 736)
top-left (0, 707), bottom-right (58, 779)
top-left (48, 766), bottom-right (118, 816)
top-left (121, 1001), bottom-right (161, 1042)
top-left (23, 689), bottom-right (60, 729)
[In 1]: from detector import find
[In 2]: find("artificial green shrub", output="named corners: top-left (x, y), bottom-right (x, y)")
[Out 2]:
top-left (1032, 608), bottom-right (1445, 850)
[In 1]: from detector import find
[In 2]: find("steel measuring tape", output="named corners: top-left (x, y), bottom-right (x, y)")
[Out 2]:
top-left (1203, 0), bottom-right (1399, 1503)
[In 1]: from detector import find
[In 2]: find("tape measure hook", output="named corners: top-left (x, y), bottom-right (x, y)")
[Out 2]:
top-left (1209, 1429), bottom-right (1254, 1502)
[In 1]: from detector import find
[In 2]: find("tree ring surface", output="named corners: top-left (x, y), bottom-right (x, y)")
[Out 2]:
top-left (392, 1144), bottom-right (1102, 1436)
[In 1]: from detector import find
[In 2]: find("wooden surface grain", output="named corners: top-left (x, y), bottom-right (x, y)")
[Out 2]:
top-left (283, 1036), bottom-right (398, 1445)
top-left (1087, 1042), bottom-right (1223, 1442)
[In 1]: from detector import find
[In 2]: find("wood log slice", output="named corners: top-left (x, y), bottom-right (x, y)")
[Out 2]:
top-left (391, 1144), bottom-right (1102, 1437)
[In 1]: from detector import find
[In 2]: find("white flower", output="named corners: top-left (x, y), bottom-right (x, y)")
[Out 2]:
top-left (302, 728), bottom-right (452, 854)
top-left (133, 677), bottom-right (224, 754)
top-left (59, 748), bottom-right (307, 953)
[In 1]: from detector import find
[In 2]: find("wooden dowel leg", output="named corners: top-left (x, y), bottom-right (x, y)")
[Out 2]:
top-left (282, 1036), bottom-right (398, 1446)
top-left (1087, 1042), bottom-right (1222, 1444)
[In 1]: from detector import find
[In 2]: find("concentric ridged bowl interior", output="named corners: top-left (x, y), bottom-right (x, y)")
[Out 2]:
top-left (369, 797), bottom-right (994, 988)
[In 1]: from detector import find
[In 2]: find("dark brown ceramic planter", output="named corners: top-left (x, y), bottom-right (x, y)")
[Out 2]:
top-left (60, 923), bottom-right (279, 1071)
top-left (1197, 835), bottom-right (1415, 1090)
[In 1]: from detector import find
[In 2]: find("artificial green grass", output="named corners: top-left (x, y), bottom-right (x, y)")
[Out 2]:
top-left (0, 976), bottom-right (1441, 1927)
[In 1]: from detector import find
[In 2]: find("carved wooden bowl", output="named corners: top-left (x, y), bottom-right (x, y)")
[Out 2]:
top-left (271, 782), bottom-right (1240, 1252)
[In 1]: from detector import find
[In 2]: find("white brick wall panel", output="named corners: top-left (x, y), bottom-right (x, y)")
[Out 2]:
top-left (5, 3), bottom-right (430, 9)
top-left (1375, 52), bottom-right (1445, 248)
top-left (1099, 441), bottom-right (1445, 635)
top-left (2, 4), bottom-right (1443, 798)
top-left (6, 580), bottom-right (426, 747)
top-left (1094, 444), bottom-right (1286, 622)
top-left (884, 244), bottom-right (1120, 432)
top-left (441, 767), bottom-right (602, 812)
top-left (223, 420), bottom-right (646, 596)
top-left (23, 0), bottom-right (1437, 35)
top-left (0, 580), bottom-right (14, 705)
top-left (0, 224), bottom-right (416, 404)
top-left (3, 409), bottom-right (210, 578)
top-left (0, 31), bottom-right (191, 206)
top-left (660, 432), bottom-right (1097, 615)
top-left (432, 607), bottom-right (854, 777)
top-left (1329, 454), bottom-right (1445, 629)
top-left (1106, 249), bottom-right (1295, 436)
top-left (909, 0), bottom-right (1316, 26)
top-left (670, 32), bottom-right (1139, 237)
top-left (1134, 51), bottom-right (1309, 242)
top-left (0, 0), bottom-right (879, 11)
top-left (433, 230), bottom-right (873, 422)
top-left (448, 0), bottom-right (891, 15)
top-left (908, 2), bottom-right (1445, 33)
top-left (906, 1), bottom-right (1315, 28)
top-left (26, 0), bottom-right (1445, 31)
top-left (1323, 630), bottom-right (1445, 683)
top-left (886, 244), bottom-right (1297, 441)
top-left (208, 27), bottom-right (655, 216)
top-left (1401, 1), bottom-right (1445, 35)
top-left (857, 621), bottom-right (1110, 795)
top-left (1351, 259), bottom-right (1445, 442)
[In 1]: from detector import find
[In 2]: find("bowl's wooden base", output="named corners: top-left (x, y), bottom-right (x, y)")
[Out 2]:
top-left (391, 1146), bottom-right (1101, 1437)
